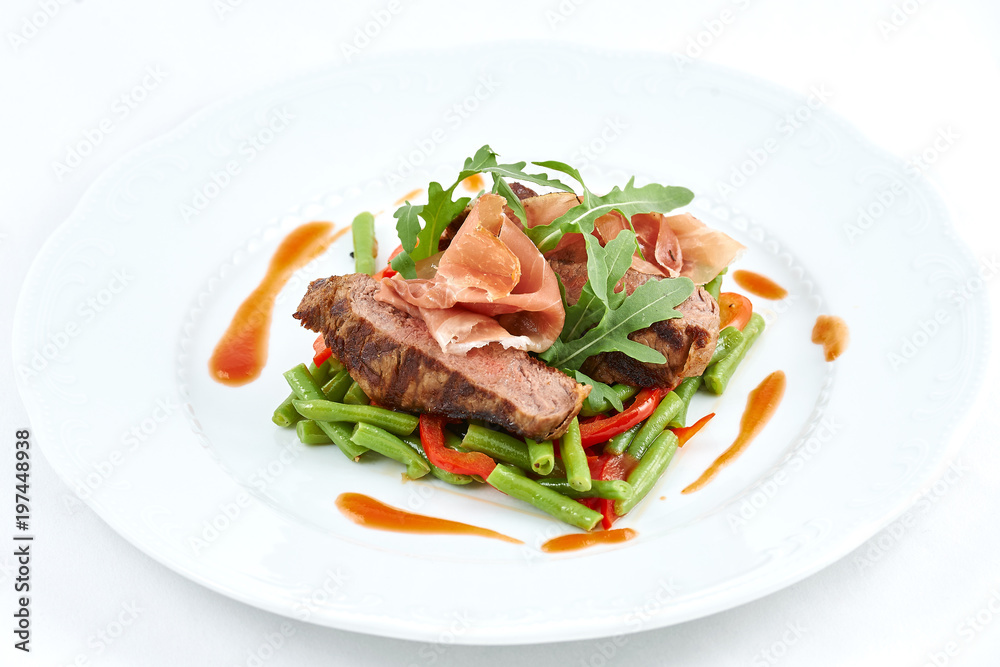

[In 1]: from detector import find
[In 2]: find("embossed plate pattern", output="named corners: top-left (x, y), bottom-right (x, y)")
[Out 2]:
top-left (13, 45), bottom-right (988, 643)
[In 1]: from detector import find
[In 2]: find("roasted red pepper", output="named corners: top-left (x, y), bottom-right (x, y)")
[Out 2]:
top-left (578, 388), bottom-right (665, 447)
top-left (312, 333), bottom-right (333, 367)
top-left (586, 453), bottom-right (639, 529)
top-left (419, 414), bottom-right (496, 479)
top-left (672, 412), bottom-right (715, 447)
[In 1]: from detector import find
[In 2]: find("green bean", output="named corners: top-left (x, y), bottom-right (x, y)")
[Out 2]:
top-left (444, 429), bottom-right (470, 452)
top-left (704, 268), bottom-right (727, 301)
top-left (669, 376), bottom-right (702, 429)
top-left (272, 359), bottom-right (333, 427)
top-left (282, 364), bottom-right (367, 459)
top-left (296, 419), bottom-right (333, 445)
top-left (561, 417), bottom-right (591, 492)
top-left (487, 464), bottom-right (601, 531)
top-left (462, 424), bottom-right (533, 472)
top-left (537, 478), bottom-right (633, 501)
top-left (321, 369), bottom-right (353, 403)
top-left (615, 430), bottom-right (679, 516)
top-left (400, 435), bottom-right (474, 486)
top-left (292, 400), bottom-right (418, 436)
top-left (709, 326), bottom-right (745, 368)
top-left (319, 421), bottom-right (363, 460)
top-left (343, 381), bottom-right (370, 405)
top-left (703, 312), bottom-right (765, 395)
top-left (580, 383), bottom-right (639, 417)
top-left (272, 396), bottom-right (301, 429)
top-left (463, 425), bottom-right (564, 476)
top-left (603, 422), bottom-right (642, 456)
top-left (526, 438), bottom-right (555, 476)
top-left (627, 392), bottom-right (684, 459)
top-left (350, 422), bottom-right (429, 479)
top-left (352, 211), bottom-right (377, 276)
top-left (308, 357), bottom-right (338, 386)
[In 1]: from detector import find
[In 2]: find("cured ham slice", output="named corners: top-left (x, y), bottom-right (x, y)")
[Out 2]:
top-left (376, 194), bottom-right (564, 354)
top-left (662, 212), bottom-right (745, 285)
top-left (520, 191), bottom-right (743, 285)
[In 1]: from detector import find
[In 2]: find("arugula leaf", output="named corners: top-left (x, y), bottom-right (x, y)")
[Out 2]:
top-left (463, 146), bottom-right (575, 193)
top-left (559, 230), bottom-right (636, 342)
top-left (573, 370), bottom-right (625, 412)
top-left (540, 276), bottom-right (695, 371)
top-left (394, 201), bottom-right (422, 254)
top-left (492, 174), bottom-right (527, 226)
top-left (414, 182), bottom-right (469, 262)
top-left (532, 160), bottom-right (586, 189)
top-left (562, 284), bottom-right (603, 343)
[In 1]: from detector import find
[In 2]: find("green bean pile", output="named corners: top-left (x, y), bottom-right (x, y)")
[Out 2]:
top-left (271, 266), bottom-right (764, 531)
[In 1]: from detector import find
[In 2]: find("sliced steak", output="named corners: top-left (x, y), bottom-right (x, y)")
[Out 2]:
top-left (293, 273), bottom-right (588, 441)
top-left (549, 259), bottom-right (720, 389)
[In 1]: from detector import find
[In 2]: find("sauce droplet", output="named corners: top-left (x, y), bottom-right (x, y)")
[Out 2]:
top-left (732, 270), bottom-right (788, 300)
top-left (335, 492), bottom-right (522, 544)
top-left (812, 315), bottom-right (849, 361)
top-left (395, 188), bottom-right (424, 205)
top-left (209, 222), bottom-right (343, 386)
top-left (541, 528), bottom-right (637, 553)
top-left (462, 173), bottom-right (485, 192)
top-left (682, 370), bottom-right (786, 494)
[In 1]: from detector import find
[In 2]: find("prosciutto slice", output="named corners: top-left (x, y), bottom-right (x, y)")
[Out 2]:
top-left (376, 194), bottom-right (564, 354)
top-left (521, 191), bottom-right (744, 285)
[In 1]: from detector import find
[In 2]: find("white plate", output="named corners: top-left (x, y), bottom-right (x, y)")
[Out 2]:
top-left (13, 45), bottom-right (988, 644)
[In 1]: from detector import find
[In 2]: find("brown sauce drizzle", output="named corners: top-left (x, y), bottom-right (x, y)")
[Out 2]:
top-left (541, 528), bottom-right (637, 553)
top-left (462, 173), bottom-right (485, 191)
top-left (682, 370), bottom-right (786, 494)
top-left (395, 188), bottom-right (423, 205)
top-left (732, 270), bottom-right (788, 300)
top-left (812, 315), bottom-right (849, 361)
top-left (208, 222), bottom-right (342, 386)
top-left (335, 493), bottom-right (522, 544)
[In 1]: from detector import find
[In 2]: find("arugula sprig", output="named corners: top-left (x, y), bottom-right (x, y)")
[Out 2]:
top-left (390, 145), bottom-right (572, 278)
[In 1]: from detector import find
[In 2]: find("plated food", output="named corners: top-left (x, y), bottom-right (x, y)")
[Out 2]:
top-left (263, 146), bottom-right (780, 535)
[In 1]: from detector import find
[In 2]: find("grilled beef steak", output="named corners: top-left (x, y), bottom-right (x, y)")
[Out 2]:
top-left (549, 259), bottom-right (720, 389)
top-left (293, 273), bottom-right (588, 441)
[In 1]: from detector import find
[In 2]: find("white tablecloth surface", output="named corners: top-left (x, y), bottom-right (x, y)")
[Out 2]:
top-left (2, 1), bottom-right (999, 664)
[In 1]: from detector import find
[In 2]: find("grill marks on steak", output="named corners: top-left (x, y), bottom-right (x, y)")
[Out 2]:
top-left (548, 259), bottom-right (720, 389)
top-left (293, 273), bottom-right (588, 441)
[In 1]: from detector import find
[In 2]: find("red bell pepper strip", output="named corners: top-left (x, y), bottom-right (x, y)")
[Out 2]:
top-left (578, 388), bottom-right (665, 448)
top-left (672, 412), bottom-right (715, 447)
top-left (587, 453), bottom-right (638, 529)
top-left (419, 414), bottom-right (496, 479)
top-left (598, 498), bottom-right (616, 530)
top-left (312, 334), bottom-right (333, 367)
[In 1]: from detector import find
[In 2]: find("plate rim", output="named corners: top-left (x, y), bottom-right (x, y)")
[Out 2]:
top-left (12, 42), bottom-right (992, 644)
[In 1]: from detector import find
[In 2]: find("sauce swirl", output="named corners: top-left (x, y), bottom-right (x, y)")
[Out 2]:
top-left (209, 222), bottom-right (341, 386)
top-left (682, 370), bottom-right (786, 494)
top-left (732, 270), bottom-right (788, 300)
top-left (335, 492), bottom-right (522, 544)
top-left (812, 315), bottom-right (849, 361)
top-left (541, 528), bottom-right (637, 553)
top-left (462, 173), bottom-right (485, 191)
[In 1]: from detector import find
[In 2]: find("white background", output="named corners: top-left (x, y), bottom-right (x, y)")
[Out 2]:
top-left (2, 0), bottom-right (1000, 665)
